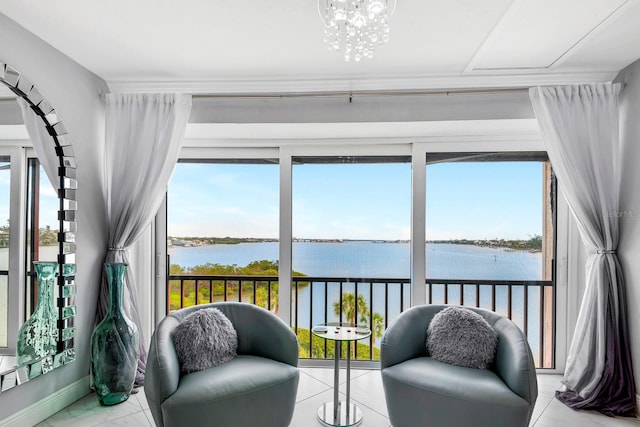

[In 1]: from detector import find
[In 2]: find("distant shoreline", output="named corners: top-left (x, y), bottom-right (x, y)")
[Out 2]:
top-left (168, 237), bottom-right (542, 252)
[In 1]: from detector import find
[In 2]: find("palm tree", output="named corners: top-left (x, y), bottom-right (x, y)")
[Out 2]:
top-left (333, 293), bottom-right (369, 325)
top-left (371, 312), bottom-right (385, 347)
top-left (333, 292), bottom-right (369, 357)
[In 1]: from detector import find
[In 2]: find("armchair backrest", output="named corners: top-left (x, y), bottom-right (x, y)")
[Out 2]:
top-left (209, 302), bottom-right (299, 366)
top-left (380, 304), bottom-right (537, 404)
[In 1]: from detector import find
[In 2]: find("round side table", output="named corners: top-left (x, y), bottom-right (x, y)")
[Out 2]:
top-left (312, 323), bottom-right (371, 427)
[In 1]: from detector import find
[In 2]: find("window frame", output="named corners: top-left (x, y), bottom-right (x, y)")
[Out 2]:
top-left (0, 145), bottom-right (28, 356)
top-left (422, 150), bottom-right (556, 367)
top-left (154, 136), bottom-right (570, 373)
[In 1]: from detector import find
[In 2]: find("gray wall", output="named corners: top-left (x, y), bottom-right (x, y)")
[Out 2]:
top-left (616, 59), bottom-right (640, 397)
top-left (0, 13), bottom-right (108, 417)
top-left (0, 99), bottom-right (22, 124)
top-left (189, 90), bottom-right (535, 123)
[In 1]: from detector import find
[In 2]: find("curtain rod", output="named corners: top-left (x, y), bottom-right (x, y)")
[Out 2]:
top-left (192, 87), bottom-right (530, 100)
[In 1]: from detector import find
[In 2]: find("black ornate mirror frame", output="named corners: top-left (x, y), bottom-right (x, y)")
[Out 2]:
top-left (0, 63), bottom-right (77, 392)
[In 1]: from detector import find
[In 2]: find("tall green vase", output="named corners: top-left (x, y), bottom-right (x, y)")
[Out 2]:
top-left (91, 263), bottom-right (139, 406)
top-left (16, 261), bottom-right (59, 366)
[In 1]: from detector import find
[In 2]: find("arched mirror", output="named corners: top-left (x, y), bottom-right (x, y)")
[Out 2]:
top-left (0, 63), bottom-right (77, 392)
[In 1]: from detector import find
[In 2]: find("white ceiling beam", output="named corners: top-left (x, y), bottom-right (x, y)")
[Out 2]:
top-left (106, 70), bottom-right (617, 94)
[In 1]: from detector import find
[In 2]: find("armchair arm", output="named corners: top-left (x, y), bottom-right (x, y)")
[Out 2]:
top-left (145, 315), bottom-right (182, 426)
top-left (491, 316), bottom-right (538, 404)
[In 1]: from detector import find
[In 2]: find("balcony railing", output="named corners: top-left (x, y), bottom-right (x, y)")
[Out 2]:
top-left (167, 274), bottom-right (554, 368)
top-left (425, 279), bottom-right (555, 368)
top-left (167, 274), bottom-right (279, 311)
top-left (291, 277), bottom-right (410, 362)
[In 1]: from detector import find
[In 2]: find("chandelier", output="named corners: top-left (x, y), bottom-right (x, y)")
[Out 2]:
top-left (318, 0), bottom-right (396, 62)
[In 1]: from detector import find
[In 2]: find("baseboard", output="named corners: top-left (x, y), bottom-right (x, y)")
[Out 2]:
top-left (0, 375), bottom-right (90, 427)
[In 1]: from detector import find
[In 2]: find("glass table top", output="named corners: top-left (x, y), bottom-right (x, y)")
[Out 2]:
top-left (311, 322), bottom-right (371, 341)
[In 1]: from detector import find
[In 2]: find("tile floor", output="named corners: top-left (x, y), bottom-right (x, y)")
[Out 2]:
top-left (36, 370), bottom-right (640, 427)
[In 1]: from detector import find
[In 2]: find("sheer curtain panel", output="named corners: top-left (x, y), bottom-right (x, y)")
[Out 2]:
top-left (530, 83), bottom-right (635, 416)
top-left (18, 97), bottom-right (60, 189)
top-left (98, 93), bottom-right (192, 386)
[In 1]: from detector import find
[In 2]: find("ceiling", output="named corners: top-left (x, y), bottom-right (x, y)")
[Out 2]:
top-left (1, 0), bottom-right (640, 93)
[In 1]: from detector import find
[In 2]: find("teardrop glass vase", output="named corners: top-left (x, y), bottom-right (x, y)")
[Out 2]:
top-left (16, 261), bottom-right (59, 366)
top-left (90, 263), bottom-right (140, 406)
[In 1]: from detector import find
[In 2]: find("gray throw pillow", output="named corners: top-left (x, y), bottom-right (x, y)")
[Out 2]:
top-left (173, 308), bottom-right (238, 373)
top-left (426, 306), bottom-right (497, 369)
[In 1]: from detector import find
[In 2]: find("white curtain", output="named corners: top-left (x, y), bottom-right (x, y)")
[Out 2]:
top-left (98, 93), bottom-right (192, 386)
top-left (17, 98), bottom-right (59, 190)
top-left (530, 83), bottom-right (635, 416)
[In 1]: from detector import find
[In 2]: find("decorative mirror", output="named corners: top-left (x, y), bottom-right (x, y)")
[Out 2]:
top-left (0, 63), bottom-right (77, 392)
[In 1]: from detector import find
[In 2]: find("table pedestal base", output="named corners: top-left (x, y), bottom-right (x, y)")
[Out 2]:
top-left (317, 401), bottom-right (363, 427)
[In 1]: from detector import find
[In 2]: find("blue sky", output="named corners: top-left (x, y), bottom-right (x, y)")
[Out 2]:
top-left (0, 162), bottom-right (58, 231)
top-left (168, 163), bottom-right (280, 238)
top-left (168, 161), bottom-right (542, 241)
top-left (292, 163), bottom-right (411, 240)
top-left (427, 162), bottom-right (542, 241)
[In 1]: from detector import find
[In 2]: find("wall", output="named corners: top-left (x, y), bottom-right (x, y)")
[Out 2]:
top-left (189, 90), bottom-right (535, 123)
top-left (0, 13), bottom-right (108, 418)
top-left (616, 59), bottom-right (640, 397)
top-left (0, 99), bottom-right (21, 124)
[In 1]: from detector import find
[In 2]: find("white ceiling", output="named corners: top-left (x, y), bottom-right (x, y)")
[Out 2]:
top-left (1, 0), bottom-right (640, 93)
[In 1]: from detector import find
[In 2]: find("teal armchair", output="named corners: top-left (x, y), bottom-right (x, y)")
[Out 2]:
top-left (145, 302), bottom-right (300, 427)
top-left (380, 304), bottom-right (537, 427)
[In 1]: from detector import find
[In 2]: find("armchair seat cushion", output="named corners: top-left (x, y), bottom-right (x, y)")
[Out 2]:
top-left (383, 357), bottom-right (527, 407)
top-left (382, 357), bottom-right (531, 427)
top-left (164, 355), bottom-right (298, 408)
top-left (160, 356), bottom-right (299, 427)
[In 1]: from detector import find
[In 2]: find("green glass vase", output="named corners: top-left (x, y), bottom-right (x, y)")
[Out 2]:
top-left (16, 261), bottom-right (59, 366)
top-left (91, 263), bottom-right (139, 406)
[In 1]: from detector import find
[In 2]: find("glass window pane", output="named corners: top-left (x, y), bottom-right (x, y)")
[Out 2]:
top-left (167, 161), bottom-right (279, 310)
top-left (0, 156), bottom-right (9, 348)
top-left (292, 157), bottom-right (410, 361)
top-left (426, 160), bottom-right (549, 280)
top-left (425, 154), bottom-right (555, 368)
top-left (25, 160), bottom-right (59, 316)
top-left (292, 160), bottom-right (410, 277)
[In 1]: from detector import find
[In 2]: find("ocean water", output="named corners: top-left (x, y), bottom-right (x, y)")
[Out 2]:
top-left (168, 241), bottom-right (545, 358)
top-left (168, 241), bottom-right (542, 280)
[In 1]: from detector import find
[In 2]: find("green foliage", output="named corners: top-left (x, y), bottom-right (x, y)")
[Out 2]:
top-left (0, 225), bottom-right (8, 248)
top-left (527, 234), bottom-right (543, 249)
top-left (371, 312), bottom-right (385, 346)
top-left (296, 327), bottom-right (380, 361)
top-left (427, 235), bottom-right (543, 251)
top-left (333, 293), bottom-right (369, 325)
top-left (168, 260), bottom-right (305, 312)
top-left (169, 236), bottom-right (277, 245)
top-left (38, 226), bottom-right (58, 246)
top-left (0, 225), bottom-right (58, 248)
top-left (333, 292), bottom-right (385, 345)
top-left (168, 262), bottom-right (384, 361)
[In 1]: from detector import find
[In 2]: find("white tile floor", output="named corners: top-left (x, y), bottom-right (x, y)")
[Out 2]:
top-left (35, 370), bottom-right (640, 427)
